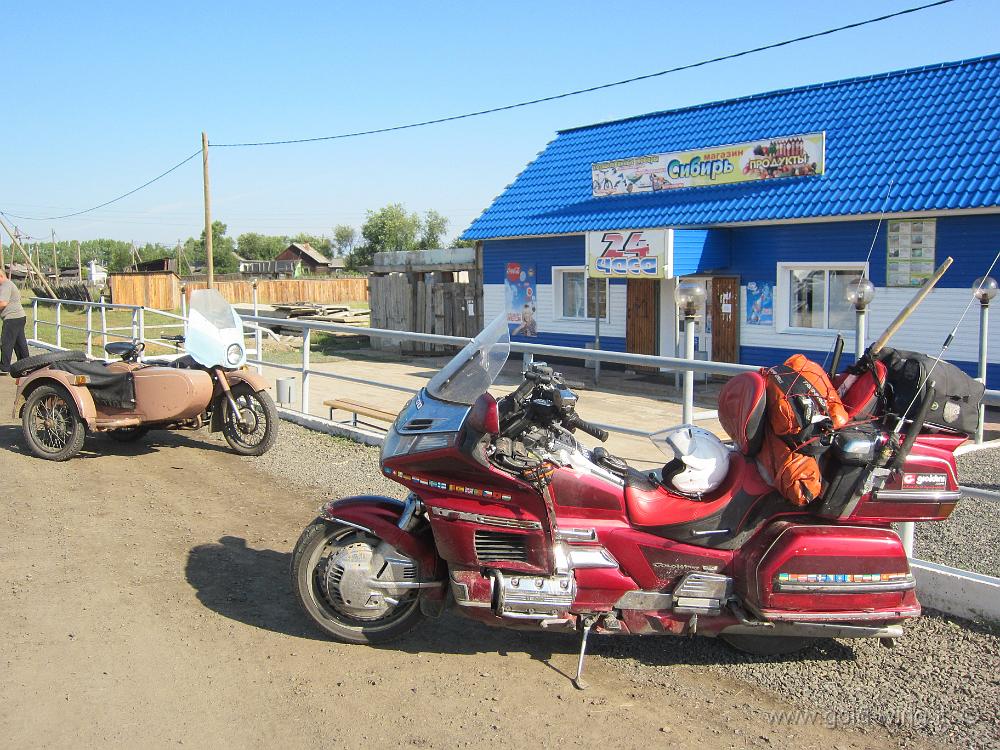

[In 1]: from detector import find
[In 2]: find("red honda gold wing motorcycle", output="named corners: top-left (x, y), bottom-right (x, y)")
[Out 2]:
top-left (292, 313), bottom-right (972, 687)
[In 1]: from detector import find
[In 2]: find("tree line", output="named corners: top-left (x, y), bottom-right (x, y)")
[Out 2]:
top-left (8, 203), bottom-right (473, 276)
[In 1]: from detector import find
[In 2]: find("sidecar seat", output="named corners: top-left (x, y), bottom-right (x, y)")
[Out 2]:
top-left (717, 371), bottom-right (767, 456)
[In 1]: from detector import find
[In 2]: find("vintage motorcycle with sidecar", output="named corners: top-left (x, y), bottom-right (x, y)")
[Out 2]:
top-left (291, 292), bottom-right (982, 687)
top-left (11, 289), bottom-right (277, 461)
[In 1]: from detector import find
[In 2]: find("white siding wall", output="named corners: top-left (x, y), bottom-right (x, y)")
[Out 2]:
top-left (741, 285), bottom-right (1000, 364)
top-left (484, 283), bottom-right (628, 339)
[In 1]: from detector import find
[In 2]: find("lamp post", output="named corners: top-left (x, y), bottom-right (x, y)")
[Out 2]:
top-left (973, 276), bottom-right (997, 443)
top-left (677, 281), bottom-right (706, 424)
top-left (846, 278), bottom-right (876, 361)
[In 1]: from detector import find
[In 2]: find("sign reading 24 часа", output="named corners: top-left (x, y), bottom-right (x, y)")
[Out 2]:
top-left (591, 132), bottom-right (825, 197)
top-left (586, 229), bottom-right (667, 279)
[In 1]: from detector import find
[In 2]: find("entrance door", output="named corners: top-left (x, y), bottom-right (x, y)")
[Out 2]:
top-left (626, 279), bottom-right (659, 370)
top-left (710, 276), bottom-right (740, 363)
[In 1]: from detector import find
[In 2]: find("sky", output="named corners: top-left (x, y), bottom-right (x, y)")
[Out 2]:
top-left (2, 0), bottom-right (997, 249)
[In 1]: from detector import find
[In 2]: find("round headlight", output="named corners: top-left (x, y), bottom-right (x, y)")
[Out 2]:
top-left (226, 343), bottom-right (243, 365)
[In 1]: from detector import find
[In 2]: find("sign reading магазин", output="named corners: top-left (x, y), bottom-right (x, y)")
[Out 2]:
top-left (586, 229), bottom-right (667, 279)
top-left (591, 132), bottom-right (825, 197)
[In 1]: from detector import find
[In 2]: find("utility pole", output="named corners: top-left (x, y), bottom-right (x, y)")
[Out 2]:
top-left (0, 234), bottom-right (5, 274)
top-left (0, 216), bottom-right (57, 297)
top-left (75, 240), bottom-right (83, 281)
top-left (51, 230), bottom-right (58, 285)
top-left (202, 131), bottom-right (214, 288)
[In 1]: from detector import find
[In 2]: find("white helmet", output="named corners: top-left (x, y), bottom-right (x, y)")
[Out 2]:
top-left (651, 425), bottom-right (731, 496)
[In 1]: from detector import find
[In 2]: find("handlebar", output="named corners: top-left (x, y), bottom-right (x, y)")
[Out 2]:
top-left (565, 413), bottom-right (609, 442)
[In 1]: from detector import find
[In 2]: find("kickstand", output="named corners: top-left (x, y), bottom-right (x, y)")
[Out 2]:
top-left (573, 616), bottom-right (597, 690)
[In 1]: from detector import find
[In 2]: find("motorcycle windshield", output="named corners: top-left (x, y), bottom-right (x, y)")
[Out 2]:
top-left (185, 289), bottom-right (246, 368)
top-left (426, 314), bottom-right (510, 405)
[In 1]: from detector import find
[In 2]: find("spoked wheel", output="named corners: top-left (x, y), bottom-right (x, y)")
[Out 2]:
top-left (221, 384), bottom-right (278, 456)
top-left (107, 426), bottom-right (150, 443)
top-left (720, 634), bottom-right (818, 656)
top-left (291, 519), bottom-right (426, 644)
top-left (21, 384), bottom-right (86, 461)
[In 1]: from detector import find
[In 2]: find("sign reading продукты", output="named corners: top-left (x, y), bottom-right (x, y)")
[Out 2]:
top-left (586, 229), bottom-right (667, 279)
top-left (591, 132), bottom-right (825, 197)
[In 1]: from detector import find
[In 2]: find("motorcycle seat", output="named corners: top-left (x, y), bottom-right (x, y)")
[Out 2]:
top-left (624, 454), bottom-right (799, 549)
top-left (717, 371), bottom-right (767, 456)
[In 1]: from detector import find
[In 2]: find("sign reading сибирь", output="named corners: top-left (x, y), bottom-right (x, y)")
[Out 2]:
top-left (591, 132), bottom-right (825, 197)
top-left (586, 229), bottom-right (667, 279)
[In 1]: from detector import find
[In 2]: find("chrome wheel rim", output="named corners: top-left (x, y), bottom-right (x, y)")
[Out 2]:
top-left (305, 528), bottom-right (419, 632)
top-left (226, 394), bottom-right (266, 447)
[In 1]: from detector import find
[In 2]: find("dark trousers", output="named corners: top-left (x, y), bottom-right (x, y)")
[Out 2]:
top-left (1, 316), bottom-right (29, 371)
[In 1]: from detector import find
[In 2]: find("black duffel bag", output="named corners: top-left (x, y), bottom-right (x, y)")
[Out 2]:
top-left (879, 348), bottom-right (984, 436)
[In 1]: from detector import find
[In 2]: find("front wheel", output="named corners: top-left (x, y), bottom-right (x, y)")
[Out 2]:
top-left (291, 519), bottom-right (426, 644)
top-left (21, 384), bottom-right (86, 461)
top-left (221, 384), bottom-right (278, 456)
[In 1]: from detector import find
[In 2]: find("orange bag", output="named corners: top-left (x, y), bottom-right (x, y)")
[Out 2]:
top-left (759, 431), bottom-right (823, 506)
top-left (764, 354), bottom-right (848, 444)
top-left (759, 354), bottom-right (848, 506)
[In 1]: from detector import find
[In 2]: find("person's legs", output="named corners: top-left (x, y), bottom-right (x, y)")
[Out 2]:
top-left (0, 318), bottom-right (15, 372)
top-left (11, 317), bottom-right (29, 361)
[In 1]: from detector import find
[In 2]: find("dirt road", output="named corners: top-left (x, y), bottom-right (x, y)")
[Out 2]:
top-left (0, 379), bottom-right (931, 749)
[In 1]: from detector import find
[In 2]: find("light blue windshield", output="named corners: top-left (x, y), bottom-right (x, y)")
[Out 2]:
top-left (426, 314), bottom-right (510, 405)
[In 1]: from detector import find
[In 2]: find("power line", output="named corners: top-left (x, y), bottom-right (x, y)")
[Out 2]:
top-left (213, 0), bottom-right (957, 148)
top-left (0, 0), bottom-right (957, 221)
top-left (3, 149), bottom-right (202, 221)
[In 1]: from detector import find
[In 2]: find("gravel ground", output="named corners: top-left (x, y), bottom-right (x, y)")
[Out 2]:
top-left (254, 422), bottom-right (1000, 750)
top-left (910, 448), bottom-right (1000, 577)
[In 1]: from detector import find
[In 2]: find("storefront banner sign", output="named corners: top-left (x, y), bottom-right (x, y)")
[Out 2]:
top-left (505, 262), bottom-right (537, 337)
top-left (887, 219), bottom-right (936, 287)
top-left (586, 229), bottom-right (667, 279)
top-left (591, 132), bottom-right (825, 197)
top-left (745, 281), bottom-right (773, 325)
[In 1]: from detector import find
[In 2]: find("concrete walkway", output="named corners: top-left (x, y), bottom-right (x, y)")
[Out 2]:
top-left (255, 347), bottom-right (725, 466)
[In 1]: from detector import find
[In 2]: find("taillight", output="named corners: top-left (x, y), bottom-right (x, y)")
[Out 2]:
top-left (467, 392), bottom-right (499, 435)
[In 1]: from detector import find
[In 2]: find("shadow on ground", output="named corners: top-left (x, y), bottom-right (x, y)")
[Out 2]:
top-left (185, 535), bottom-right (855, 672)
top-left (0, 423), bottom-right (233, 459)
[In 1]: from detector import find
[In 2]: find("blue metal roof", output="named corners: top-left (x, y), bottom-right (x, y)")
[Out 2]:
top-left (463, 54), bottom-right (1000, 240)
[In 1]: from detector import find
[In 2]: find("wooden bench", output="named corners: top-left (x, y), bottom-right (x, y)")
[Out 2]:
top-left (324, 399), bottom-right (397, 430)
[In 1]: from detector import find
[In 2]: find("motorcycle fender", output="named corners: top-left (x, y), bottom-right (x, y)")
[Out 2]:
top-left (321, 496), bottom-right (443, 580)
top-left (225, 369), bottom-right (269, 393)
top-left (12, 371), bottom-right (98, 429)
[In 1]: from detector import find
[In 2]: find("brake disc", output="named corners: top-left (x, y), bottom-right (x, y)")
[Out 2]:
top-left (320, 541), bottom-right (392, 620)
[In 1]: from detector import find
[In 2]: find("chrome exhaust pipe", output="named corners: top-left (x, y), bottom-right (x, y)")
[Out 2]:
top-left (718, 622), bottom-right (904, 640)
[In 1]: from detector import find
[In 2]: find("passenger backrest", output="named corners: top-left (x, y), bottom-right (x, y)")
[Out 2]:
top-left (718, 371), bottom-right (767, 456)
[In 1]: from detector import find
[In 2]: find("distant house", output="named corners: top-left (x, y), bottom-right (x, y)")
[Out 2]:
top-left (88, 261), bottom-right (108, 286)
top-left (276, 243), bottom-right (332, 274)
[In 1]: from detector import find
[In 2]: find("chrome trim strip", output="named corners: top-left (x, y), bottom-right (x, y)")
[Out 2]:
top-left (430, 506), bottom-right (543, 530)
top-left (874, 490), bottom-right (961, 502)
top-left (614, 590), bottom-right (673, 610)
top-left (775, 578), bottom-right (916, 594)
top-left (554, 527), bottom-right (598, 542)
top-left (567, 547), bottom-right (619, 570)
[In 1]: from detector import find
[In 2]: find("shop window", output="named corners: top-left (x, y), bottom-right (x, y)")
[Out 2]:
top-left (554, 268), bottom-right (608, 321)
top-left (777, 263), bottom-right (867, 331)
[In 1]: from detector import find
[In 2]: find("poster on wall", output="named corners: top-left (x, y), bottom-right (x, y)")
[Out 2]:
top-left (745, 281), bottom-right (774, 325)
top-left (591, 132), bottom-right (825, 197)
top-left (505, 262), bottom-right (537, 337)
top-left (887, 219), bottom-right (936, 287)
top-left (586, 229), bottom-right (667, 278)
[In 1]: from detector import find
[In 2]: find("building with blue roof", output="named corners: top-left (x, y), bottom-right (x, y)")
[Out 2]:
top-left (463, 54), bottom-right (1000, 380)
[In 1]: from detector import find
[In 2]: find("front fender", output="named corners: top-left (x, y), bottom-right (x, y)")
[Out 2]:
top-left (321, 495), bottom-right (442, 581)
top-left (226, 369), bottom-right (269, 392)
top-left (12, 371), bottom-right (98, 429)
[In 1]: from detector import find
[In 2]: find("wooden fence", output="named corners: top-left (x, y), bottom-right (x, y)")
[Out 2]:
top-left (110, 274), bottom-right (368, 308)
top-left (185, 278), bottom-right (368, 305)
top-left (109, 272), bottom-right (181, 309)
top-left (369, 272), bottom-right (478, 352)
